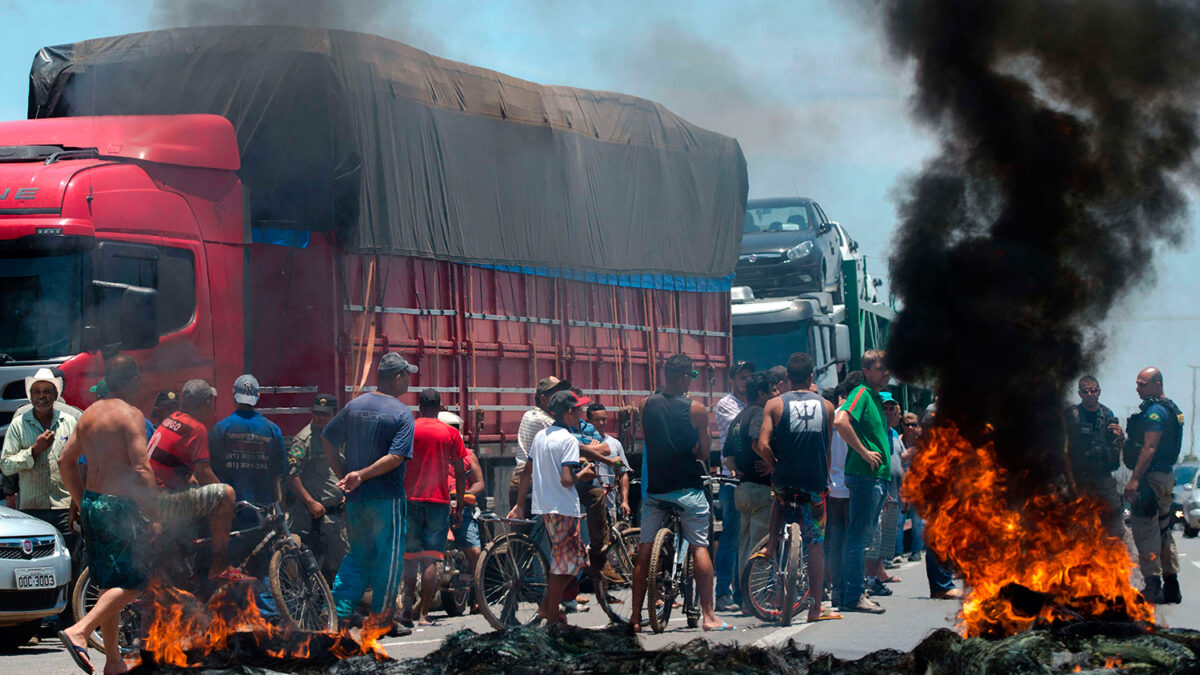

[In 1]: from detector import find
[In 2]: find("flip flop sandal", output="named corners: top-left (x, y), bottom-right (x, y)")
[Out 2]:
top-left (808, 608), bottom-right (844, 622)
top-left (703, 620), bottom-right (736, 632)
top-left (58, 631), bottom-right (94, 675)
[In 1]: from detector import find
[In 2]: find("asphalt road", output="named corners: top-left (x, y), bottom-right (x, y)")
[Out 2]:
top-left (10, 533), bottom-right (1200, 673)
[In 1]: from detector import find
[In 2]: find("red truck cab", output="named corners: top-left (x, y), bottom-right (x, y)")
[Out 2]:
top-left (0, 114), bottom-right (246, 431)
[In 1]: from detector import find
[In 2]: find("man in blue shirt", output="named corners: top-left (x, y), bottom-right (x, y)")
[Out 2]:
top-left (210, 374), bottom-right (286, 507)
top-left (323, 353), bottom-right (417, 632)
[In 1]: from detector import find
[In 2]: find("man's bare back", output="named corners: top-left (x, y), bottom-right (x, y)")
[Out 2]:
top-left (61, 398), bottom-right (156, 507)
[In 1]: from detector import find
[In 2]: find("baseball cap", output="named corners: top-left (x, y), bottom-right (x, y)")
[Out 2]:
top-left (438, 411), bottom-right (463, 428)
top-left (233, 374), bottom-right (260, 406)
top-left (180, 379), bottom-right (217, 407)
top-left (378, 352), bottom-right (419, 377)
top-left (536, 377), bottom-right (571, 397)
top-left (730, 361), bottom-right (756, 377)
top-left (312, 393), bottom-right (338, 414)
top-left (548, 390), bottom-right (589, 415)
top-left (418, 388), bottom-right (441, 408)
top-left (879, 391), bottom-right (898, 406)
top-left (153, 390), bottom-right (180, 409)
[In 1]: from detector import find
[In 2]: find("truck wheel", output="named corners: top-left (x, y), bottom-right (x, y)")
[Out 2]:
top-left (0, 620), bottom-right (40, 652)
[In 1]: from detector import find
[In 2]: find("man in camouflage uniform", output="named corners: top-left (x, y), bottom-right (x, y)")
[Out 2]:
top-left (286, 393), bottom-right (348, 582)
top-left (1065, 375), bottom-right (1125, 538)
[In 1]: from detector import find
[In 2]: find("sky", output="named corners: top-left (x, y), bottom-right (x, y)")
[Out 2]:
top-left (2, 0), bottom-right (1196, 440)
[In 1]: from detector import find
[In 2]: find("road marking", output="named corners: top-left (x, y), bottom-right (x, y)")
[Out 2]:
top-left (754, 621), bottom-right (813, 647)
top-left (379, 637), bottom-right (444, 647)
top-left (1192, 560), bottom-right (1200, 571)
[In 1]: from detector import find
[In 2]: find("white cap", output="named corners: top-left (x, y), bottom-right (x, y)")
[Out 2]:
top-left (438, 411), bottom-right (463, 428)
top-left (25, 368), bottom-right (63, 402)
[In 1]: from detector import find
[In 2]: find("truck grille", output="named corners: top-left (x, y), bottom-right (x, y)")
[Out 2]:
top-left (0, 585), bottom-right (66, 612)
top-left (0, 536), bottom-right (56, 560)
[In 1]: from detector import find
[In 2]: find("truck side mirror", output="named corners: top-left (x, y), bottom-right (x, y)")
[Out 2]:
top-left (119, 286), bottom-right (159, 351)
top-left (818, 222), bottom-right (831, 235)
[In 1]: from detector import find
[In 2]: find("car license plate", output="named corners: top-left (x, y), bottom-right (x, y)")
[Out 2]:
top-left (15, 567), bottom-right (56, 589)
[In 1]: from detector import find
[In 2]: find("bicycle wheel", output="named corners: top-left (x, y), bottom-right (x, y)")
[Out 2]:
top-left (269, 546), bottom-right (338, 632)
top-left (780, 526), bottom-right (801, 626)
top-left (72, 567), bottom-right (141, 656)
top-left (474, 533), bottom-right (549, 630)
top-left (441, 552), bottom-right (471, 617)
top-left (740, 534), bottom-right (805, 623)
top-left (597, 528), bottom-right (639, 625)
top-left (646, 528), bottom-right (676, 634)
top-left (683, 547), bottom-right (699, 628)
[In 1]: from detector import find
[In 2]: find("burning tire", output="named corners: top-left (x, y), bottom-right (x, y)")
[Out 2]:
top-left (268, 547), bottom-right (337, 633)
top-left (71, 566), bottom-right (141, 656)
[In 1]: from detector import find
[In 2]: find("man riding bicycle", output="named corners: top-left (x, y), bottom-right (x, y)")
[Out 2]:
top-left (147, 379), bottom-right (246, 581)
top-left (756, 353), bottom-right (840, 623)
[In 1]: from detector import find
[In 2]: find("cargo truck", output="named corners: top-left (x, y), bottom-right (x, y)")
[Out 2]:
top-left (0, 26), bottom-right (747, 512)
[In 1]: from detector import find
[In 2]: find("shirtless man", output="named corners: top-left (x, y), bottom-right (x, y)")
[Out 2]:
top-left (56, 356), bottom-right (158, 675)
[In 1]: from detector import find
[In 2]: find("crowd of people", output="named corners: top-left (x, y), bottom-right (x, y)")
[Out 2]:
top-left (0, 347), bottom-right (1186, 673)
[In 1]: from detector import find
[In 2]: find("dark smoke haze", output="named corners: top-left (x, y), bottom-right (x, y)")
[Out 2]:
top-left (151, 0), bottom-right (438, 49)
top-left (883, 0), bottom-right (1200, 484)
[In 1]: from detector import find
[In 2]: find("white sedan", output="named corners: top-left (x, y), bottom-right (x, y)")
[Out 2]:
top-left (0, 506), bottom-right (71, 650)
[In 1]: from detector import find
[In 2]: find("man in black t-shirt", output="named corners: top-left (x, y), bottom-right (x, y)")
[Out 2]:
top-left (724, 372), bottom-right (774, 592)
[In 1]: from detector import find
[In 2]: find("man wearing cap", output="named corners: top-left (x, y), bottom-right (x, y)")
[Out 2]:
top-left (714, 360), bottom-right (754, 612)
top-left (286, 393), bottom-right (348, 583)
top-left (509, 377), bottom-right (571, 515)
top-left (400, 388), bottom-right (468, 626)
top-left (528, 390), bottom-right (596, 626)
top-left (3, 367), bottom-right (83, 508)
top-left (321, 353), bottom-right (417, 632)
top-left (148, 380), bottom-right (243, 581)
top-left (150, 391), bottom-right (181, 428)
top-left (209, 374), bottom-right (287, 509)
top-left (1, 367), bottom-right (81, 579)
top-left (631, 354), bottom-right (730, 632)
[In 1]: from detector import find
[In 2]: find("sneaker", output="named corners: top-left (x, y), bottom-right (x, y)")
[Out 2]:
top-left (1142, 576), bottom-right (1164, 605)
top-left (868, 578), bottom-right (893, 597)
top-left (909, 551), bottom-right (922, 562)
top-left (716, 595), bottom-right (740, 612)
top-left (840, 594), bottom-right (886, 614)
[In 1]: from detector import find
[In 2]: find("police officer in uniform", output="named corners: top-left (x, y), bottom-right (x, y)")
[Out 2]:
top-left (1065, 376), bottom-right (1125, 538)
top-left (1123, 367), bottom-right (1185, 605)
top-left (286, 393), bottom-right (349, 583)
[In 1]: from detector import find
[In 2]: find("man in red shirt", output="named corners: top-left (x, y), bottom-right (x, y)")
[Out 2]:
top-left (400, 389), bottom-right (469, 626)
top-left (147, 379), bottom-right (242, 581)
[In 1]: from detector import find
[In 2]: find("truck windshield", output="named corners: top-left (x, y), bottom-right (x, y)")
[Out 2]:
top-left (744, 206), bottom-right (815, 234)
top-left (0, 253), bottom-right (83, 360)
top-left (733, 321), bottom-right (811, 372)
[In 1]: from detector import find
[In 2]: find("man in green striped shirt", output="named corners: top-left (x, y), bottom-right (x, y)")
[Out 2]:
top-left (833, 349), bottom-right (891, 614)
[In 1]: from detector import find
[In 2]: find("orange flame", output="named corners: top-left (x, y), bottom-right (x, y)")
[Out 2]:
top-left (139, 580), bottom-right (389, 667)
top-left (903, 425), bottom-right (1153, 637)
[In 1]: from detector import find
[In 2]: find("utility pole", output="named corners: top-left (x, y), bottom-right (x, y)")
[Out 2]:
top-left (1187, 364), bottom-right (1200, 463)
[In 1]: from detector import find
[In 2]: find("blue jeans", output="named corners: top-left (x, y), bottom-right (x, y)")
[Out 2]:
top-left (896, 506), bottom-right (924, 555)
top-left (715, 483), bottom-right (741, 602)
top-left (926, 549), bottom-right (956, 595)
top-left (842, 474), bottom-right (887, 604)
top-left (332, 497), bottom-right (406, 618)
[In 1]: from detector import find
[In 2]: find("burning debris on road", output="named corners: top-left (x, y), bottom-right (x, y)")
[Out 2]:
top-left (127, 623), bottom-right (1200, 674)
top-left (883, 0), bottom-right (1200, 637)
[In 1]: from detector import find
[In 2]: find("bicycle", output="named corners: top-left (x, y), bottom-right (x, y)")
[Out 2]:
top-left (642, 475), bottom-right (738, 633)
top-left (595, 478), bottom-right (642, 626)
top-left (472, 512), bottom-right (550, 630)
top-left (740, 493), bottom-right (810, 625)
top-left (72, 501), bottom-right (337, 655)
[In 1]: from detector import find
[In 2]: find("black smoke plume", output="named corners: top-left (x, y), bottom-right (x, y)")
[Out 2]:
top-left (883, 0), bottom-right (1200, 485)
